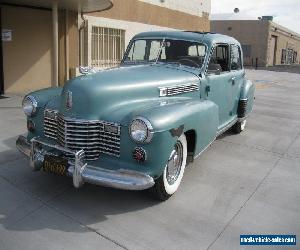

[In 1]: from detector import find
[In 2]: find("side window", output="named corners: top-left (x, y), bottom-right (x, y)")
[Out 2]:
top-left (231, 45), bottom-right (242, 70)
top-left (208, 44), bottom-right (230, 74)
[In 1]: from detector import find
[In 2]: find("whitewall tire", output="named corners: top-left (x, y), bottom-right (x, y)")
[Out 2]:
top-left (150, 134), bottom-right (187, 201)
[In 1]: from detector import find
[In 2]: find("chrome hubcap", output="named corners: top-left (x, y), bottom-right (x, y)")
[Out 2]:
top-left (166, 141), bottom-right (183, 185)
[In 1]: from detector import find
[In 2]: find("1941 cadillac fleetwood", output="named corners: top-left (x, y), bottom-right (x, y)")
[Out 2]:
top-left (16, 31), bottom-right (255, 200)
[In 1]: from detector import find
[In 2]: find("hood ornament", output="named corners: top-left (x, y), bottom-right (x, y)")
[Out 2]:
top-left (66, 91), bottom-right (73, 110)
top-left (79, 66), bottom-right (98, 75)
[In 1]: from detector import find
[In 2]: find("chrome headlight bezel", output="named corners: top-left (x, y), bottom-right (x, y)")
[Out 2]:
top-left (129, 117), bottom-right (154, 144)
top-left (22, 95), bottom-right (37, 117)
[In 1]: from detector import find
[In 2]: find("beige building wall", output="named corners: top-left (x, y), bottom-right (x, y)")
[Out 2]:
top-left (2, 5), bottom-right (53, 93)
top-left (89, 0), bottom-right (210, 32)
top-left (268, 23), bottom-right (300, 66)
top-left (211, 20), bottom-right (300, 67)
top-left (211, 20), bottom-right (270, 67)
top-left (1, 5), bottom-right (79, 94)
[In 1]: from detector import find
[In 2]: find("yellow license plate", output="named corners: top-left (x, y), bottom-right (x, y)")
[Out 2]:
top-left (43, 155), bottom-right (68, 176)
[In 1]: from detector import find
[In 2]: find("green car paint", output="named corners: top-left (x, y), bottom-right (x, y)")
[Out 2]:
top-left (24, 31), bottom-right (255, 179)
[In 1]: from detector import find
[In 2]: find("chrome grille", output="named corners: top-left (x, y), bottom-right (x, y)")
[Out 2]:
top-left (44, 110), bottom-right (121, 160)
top-left (44, 109), bottom-right (58, 140)
top-left (159, 83), bottom-right (199, 97)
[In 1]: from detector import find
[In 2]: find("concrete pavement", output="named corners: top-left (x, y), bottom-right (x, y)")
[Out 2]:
top-left (0, 70), bottom-right (299, 250)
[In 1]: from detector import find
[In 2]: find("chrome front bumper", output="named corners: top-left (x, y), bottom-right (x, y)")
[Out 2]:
top-left (16, 135), bottom-right (154, 190)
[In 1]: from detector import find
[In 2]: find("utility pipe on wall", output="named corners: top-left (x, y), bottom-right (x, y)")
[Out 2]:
top-left (65, 9), bottom-right (70, 81)
top-left (52, 0), bottom-right (59, 87)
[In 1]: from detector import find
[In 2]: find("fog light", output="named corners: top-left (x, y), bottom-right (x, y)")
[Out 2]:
top-left (27, 120), bottom-right (35, 132)
top-left (133, 147), bottom-right (147, 163)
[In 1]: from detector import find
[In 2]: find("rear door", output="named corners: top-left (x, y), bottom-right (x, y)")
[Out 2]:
top-left (0, 7), bottom-right (4, 95)
top-left (229, 44), bottom-right (244, 117)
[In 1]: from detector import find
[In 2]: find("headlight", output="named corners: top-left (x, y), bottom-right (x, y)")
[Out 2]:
top-left (22, 95), bottom-right (37, 116)
top-left (129, 117), bottom-right (153, 143)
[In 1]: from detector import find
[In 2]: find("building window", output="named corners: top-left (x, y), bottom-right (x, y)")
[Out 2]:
top-left (91, 27), bottom-right (125, 68)
top-left (231, 45), bottom-right (242, 70)
top-left (241, 45), bottom-right (252, 58)
top-left (287, 49), bottom-right (294, 64)
top-left (293, 51), bottom-right (297, 63)
top-left (281, 49), bottom-right (286, 64)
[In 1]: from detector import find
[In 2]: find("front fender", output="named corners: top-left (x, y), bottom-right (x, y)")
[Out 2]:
top-left (28, 87), bottom-right (63, 109)
top-left (25, 87), bottom-right (62, 140)
top-left (127, 99), bottom-right (219, 157)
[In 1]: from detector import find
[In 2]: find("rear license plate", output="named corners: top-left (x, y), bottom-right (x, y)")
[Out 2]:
top-left (43, 155), bottom-right (68, 176)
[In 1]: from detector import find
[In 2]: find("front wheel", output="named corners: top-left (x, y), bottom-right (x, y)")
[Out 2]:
top-left (150, 134), bottom-right (187, 201)
top-left (232, 119), bottom-right (247, 134)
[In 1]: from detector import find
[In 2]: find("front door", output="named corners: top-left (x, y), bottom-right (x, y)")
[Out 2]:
top-left (206, 44), bottom-right (236, 129)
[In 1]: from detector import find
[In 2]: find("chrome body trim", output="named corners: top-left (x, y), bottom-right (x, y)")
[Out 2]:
top-left (159, 83), bottom-right (199, 97)
top-left (66, 91), bottom-right (73, 110)
top-left (16, 135), bottom-right (155, 191)
top-left (237, 98), bottom-right (248, 119)
top-left (216, 118), bottom-right (238, 137)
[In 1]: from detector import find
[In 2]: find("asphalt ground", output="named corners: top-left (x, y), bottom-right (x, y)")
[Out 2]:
top-left (0, 69), bottom-right (299, 250)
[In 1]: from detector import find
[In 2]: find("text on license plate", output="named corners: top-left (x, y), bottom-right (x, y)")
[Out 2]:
top-left (43, 155), bottom-right (68, 176)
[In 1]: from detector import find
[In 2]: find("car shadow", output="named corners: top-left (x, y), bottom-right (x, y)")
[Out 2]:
top-left (0, 128), bottom-right (236, 234)
top-left (0, 136), bottom-right (161, 234)
top-left (217, 129), bottom-right (235, 140)
top-left (1, 183), bottom-right (160, 233)
top-left (0, 136), bottom-right (24, 164)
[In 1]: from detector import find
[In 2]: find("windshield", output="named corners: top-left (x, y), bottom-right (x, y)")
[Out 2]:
top-left (122, 39), bottom-right (206, 69)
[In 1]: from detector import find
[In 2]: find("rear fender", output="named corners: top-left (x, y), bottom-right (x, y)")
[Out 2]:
top-left (239, 79), bottom-right (255, 117)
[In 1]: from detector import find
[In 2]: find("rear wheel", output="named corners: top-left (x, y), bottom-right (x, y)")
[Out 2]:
top-left (150, 134), bottom-right (187, 201)
top-left (232, 119), bottom-right (246, 134)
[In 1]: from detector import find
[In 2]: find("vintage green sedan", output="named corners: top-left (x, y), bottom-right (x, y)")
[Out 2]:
top-left (17, 31), bottom-right (255, 200)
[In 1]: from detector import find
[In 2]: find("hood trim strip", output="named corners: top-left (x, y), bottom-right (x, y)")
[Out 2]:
top-left (159, 83), bottom-right (199, 97)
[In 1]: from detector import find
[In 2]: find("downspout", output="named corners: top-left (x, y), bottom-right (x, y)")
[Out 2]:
top-left (77, 1), bottom-right (113, 68)
top-left (52, 0), bottom-right (59, 86)
top-left (79, 12), bottom-right (87, 66)
top-left (65, 9), bottom-right (69, 81)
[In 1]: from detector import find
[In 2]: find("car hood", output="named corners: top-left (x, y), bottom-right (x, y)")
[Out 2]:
top-left (56, 64), bottom-right (200, 123)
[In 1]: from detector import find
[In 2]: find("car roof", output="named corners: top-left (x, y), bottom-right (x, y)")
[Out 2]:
top-left (133, 31), bottom-right (240, 46)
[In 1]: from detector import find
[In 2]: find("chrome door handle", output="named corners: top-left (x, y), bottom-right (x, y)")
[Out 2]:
top-left (205, 85), bottom-right (211, 97)
top-left (231, 77), bottom-right (236, 85)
